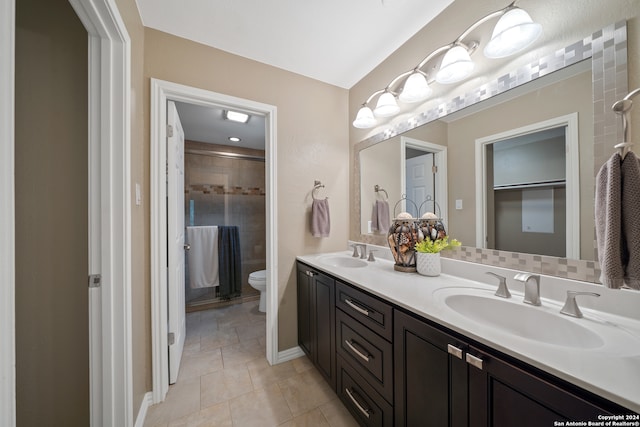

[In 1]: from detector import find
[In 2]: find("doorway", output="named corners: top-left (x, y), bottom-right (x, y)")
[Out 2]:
top-left (150, 79), bottom-right (278, 403)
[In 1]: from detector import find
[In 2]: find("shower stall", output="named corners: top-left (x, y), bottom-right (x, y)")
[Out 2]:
top-left (184, 140), bottom-right (266, 310)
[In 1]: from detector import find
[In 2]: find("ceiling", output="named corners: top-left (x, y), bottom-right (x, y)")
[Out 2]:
top-left (135, 0), bottom-right (453, 89)
top-left (141, 0), bottom-right (454, 149)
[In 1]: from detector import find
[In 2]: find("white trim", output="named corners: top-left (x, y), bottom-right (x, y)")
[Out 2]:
top-left (134, 392), bottom-right (153, 427)
top-left (150, 79), bottom-right (278, 402)
top-left (400, 137), bottom-right (448, 226)
top-left (475, 113), bottom-right (580, 258)
top-left (277, 347), bottom-right (306, 363)
top-left (0, 0), bottom-right (15, 425)
top-left (68, 0), bottom-right (133, 425)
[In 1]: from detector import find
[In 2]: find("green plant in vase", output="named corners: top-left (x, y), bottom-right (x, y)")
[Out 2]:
top-left (414, 236), bottom-right (461, 254)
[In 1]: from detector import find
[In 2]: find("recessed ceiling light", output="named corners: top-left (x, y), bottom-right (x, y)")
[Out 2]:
top-left (224, 110), bottom-right (250, 123)
top-left (228, 137), bottom-right (241, 142)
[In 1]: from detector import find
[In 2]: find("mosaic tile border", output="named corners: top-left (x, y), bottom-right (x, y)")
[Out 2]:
top-left (186, 185), bottom-right (265, 196)
top-left (353, 22), bottom-right (628, 284)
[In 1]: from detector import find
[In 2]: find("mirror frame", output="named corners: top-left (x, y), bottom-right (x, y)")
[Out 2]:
top-left (352, 21), bottom-right (628, 284)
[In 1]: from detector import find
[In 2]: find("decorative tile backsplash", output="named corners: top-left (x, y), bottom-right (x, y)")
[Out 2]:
top-left (353, 22), bottom-right (627, 285)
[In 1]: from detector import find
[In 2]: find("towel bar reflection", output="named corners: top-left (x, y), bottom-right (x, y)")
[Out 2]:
top-left (374, 184), bottom-right (388, 200)
top-left (613, 87), bottom-right (640, 159)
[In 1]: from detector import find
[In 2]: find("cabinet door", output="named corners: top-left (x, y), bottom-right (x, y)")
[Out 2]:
top-left (467, 346), bottom-right (624, 427)
top-left (314, 272), bottom-right (336, 389)
top-left (394, 310), bottom-right (468, 427)
top-left (296, 264), bottom-right (313, 358)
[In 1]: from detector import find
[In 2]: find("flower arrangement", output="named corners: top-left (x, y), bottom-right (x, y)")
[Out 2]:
top-left (414, 236), bottom-right (461, 254)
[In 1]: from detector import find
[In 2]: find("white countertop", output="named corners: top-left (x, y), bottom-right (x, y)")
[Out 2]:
top-left (297, 250), bottom-right (640, 414)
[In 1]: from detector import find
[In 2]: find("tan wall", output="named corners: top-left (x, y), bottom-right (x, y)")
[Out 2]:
top-left (349, 0), bottom-right (640, 242)
top-left (14, 0), bottom-right (89, 424)
top-left (114, 0), bottom-right (149, 412)
top-left (142, 29), bottom-right (350, 355)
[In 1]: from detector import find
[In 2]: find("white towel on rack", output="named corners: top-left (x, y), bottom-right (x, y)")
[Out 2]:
top-left (186, 226), bottom-right (219, 289)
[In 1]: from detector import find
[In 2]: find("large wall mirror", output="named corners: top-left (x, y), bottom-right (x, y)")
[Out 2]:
top-left (353, 22), bottom-right (628, 283)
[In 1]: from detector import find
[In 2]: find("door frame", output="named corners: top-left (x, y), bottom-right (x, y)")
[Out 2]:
top-left (400, 137), bottom-right (448, 225)
top-left (475, 113), bottom-right (580, 258)
top-left (150, 78), bottom-right (278, 403)
top-left (0, 0), bottom-right (133, 425)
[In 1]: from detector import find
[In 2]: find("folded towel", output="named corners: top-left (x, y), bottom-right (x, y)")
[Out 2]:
top-left (186, 226), bottom-right (219, 289)
top-left (621, 152), bottom-right (640, 290)
top-left (311, 198), bottom-right (330, 237)
top-left (371, 200), bottom-right (391, 233)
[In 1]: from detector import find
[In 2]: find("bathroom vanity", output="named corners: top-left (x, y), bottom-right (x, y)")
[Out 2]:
top-left (296, 252), bottom-right (640, 426)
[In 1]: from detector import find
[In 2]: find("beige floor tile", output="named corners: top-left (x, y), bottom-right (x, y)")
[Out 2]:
top-left (278, 408), bottom-right (331, 427)
top-left (200, 363), bottom-right (253, 408)
top-left (179, 349), bottom-right (224, 381)
top-left (278, 369), bottom-right (335, 417)
top-left (220, 338), bottom-right (264, 368)
top-left (246, 358), bottom-right (298, 390)
top-left (236, 320), bottom-right (266, 341)
top-left (199, 328), bottom-right (238, 351)
top-left (292, 355), bottom-right (314, 374)
top-left (229, 383), bottom-right (293, 427)
top-left (319, 399), bottom-right (360, 427)
top-left (144, 376), bottom-right (201, 426)
top-left (167, 401), bottom-right (233, 427)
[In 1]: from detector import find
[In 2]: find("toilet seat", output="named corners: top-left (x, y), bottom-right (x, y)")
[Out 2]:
top-left (249, 270), bottom-right (266, 283)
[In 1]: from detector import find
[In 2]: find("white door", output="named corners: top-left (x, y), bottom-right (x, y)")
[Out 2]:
top-left (167, 101), bottom-right (186, 384)
top-left (406, 153), bottom-right (435, 216)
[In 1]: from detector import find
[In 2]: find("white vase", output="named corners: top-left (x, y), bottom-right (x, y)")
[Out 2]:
top-left (416, 252), bottom-right (441, 276)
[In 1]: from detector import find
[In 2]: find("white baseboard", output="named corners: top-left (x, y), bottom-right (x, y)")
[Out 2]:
top-left (276, 346), bottom-right (305, 364)
top-left (134, 392), bottom-right (153, 427)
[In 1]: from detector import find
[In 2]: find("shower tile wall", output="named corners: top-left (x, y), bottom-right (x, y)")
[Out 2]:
top-left (184, 141), bottom-right (266, 303)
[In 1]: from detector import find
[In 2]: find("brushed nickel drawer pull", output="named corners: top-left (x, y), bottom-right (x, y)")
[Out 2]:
top-left (447, 344), bottom-right (463, 360)
top-left (345, 339), bottom-right (371, 363)
top-left (466, 353), bottom-right (484, 370)
top-left (305, 270), bottom-right (316, 277)
top-left (345, 387), bottom-right (371, 419)
top-left (345, 298), bottom-right (370, 316)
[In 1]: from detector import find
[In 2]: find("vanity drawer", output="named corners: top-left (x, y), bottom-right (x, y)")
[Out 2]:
top-left (337, 309), bottom-right (393, 403)
top-left (337, 354), bottom-right (393, 427)
top-left (336, 281), bottom-right (393, 341)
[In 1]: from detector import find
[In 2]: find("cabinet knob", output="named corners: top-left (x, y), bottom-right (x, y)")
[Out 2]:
top-left (305, 270), bottom-right (316, 277)
top-left (466, 353), bottom-right (484, 370)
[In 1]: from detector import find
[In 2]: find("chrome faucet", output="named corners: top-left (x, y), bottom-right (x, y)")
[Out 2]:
top-left (560, 291), bottom-right (600, 318)
top-left (514, 273), bottom-right (541, 306)
top-left (486, 272), bottom-right (511, 298)
top-left (351, 244), bottom-right (359, 258)
top-left (351, 244), bottom-right (367, 259)
top-left (367, 250), bottom-right (377, 262)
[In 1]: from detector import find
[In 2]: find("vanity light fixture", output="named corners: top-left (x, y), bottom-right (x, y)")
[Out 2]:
top-left (435, 44), bottom-right (476, 84)
top-left (352, 1), bottom-right (542, 129)
top-left (224, 110), bottom-right (250, 123)
top-left (228, 136), bottom-right (241, 142)
top-left (374, 91), bottom-right (401, 117)
top-left (398, 71), bottom-right (433, 103)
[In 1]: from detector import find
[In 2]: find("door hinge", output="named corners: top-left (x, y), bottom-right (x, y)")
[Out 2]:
top-left (432, 165), bottom-right (438, 174)
top-left (167, 124), bottom-right (174, 137)
top-left (88, 274), bottom-right (102, 288)
top-left (168, 332), bottom-right (175, 345)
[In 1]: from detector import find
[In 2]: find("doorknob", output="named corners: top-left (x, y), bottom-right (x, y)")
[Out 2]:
top-left (184, 244), bottom-right (191, 251)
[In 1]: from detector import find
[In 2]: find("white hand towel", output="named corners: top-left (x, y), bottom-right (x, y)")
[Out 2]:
top-left (621, 152), bottom-right (640, 290)
top-left (311, 198), bottom-right (330, 237)
top-left (186, 226), bottom-right (219, 289)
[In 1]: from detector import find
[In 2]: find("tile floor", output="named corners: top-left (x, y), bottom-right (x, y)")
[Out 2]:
top-left (144, 300), bottom-right (359, 427)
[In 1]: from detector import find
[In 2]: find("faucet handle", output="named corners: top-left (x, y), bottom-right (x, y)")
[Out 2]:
top-left (486, 272), bottom-right (511, 298)
top-left (351, 244), bottom-right (359, 258)
top-left (560, 291), bottom-right (600, 318)
top-left (367, 250), bottom-right (377, 262)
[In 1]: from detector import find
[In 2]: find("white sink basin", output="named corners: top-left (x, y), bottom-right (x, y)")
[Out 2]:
top-left (319, 255), bottom-right (368, 269)
top-left (441, 291), bottom-right (605, 349)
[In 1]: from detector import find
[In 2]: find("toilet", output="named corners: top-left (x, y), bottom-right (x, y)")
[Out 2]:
top-left (248, 270), bottom-right (267, 312)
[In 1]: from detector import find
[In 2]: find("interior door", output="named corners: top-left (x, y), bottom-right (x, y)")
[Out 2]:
top-left (406, 153), bottom-right (435, 216)
top-left (167, 100), bottom-right (186, 384)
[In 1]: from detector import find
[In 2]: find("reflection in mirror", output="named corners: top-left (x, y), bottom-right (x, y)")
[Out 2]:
top-left (476, 115), bottom-right (579, 258)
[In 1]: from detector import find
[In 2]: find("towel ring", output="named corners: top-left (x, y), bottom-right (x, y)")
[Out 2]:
top-left (374, 185), bottom-right (389, 201)
top-left (312, 180), bottom-right (326, 200)
top-left (613, 87), bottom-right (640, 159)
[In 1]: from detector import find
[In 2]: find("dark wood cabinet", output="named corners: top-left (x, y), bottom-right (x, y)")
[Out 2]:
top-left (296, 262), bottom-right (336, 389)
top-left (395, 308), bottom-right (631, 427)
